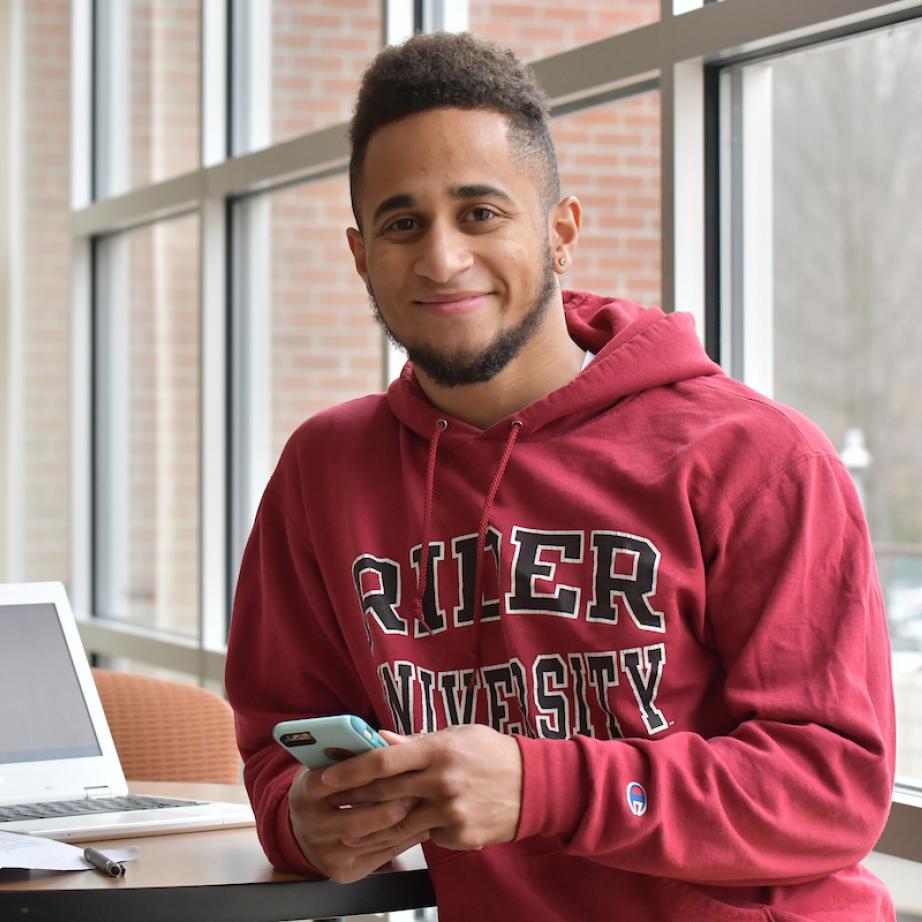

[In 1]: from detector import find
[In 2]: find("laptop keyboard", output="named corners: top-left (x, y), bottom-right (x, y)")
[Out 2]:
top-left (0, 794), bottom-right (206, 823)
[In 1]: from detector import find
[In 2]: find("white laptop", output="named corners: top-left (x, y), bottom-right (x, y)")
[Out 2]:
top-left (0, 582), bottom-right (255, 841)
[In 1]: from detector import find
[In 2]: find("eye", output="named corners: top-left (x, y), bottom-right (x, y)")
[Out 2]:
top-left (466, 207), bottom-right (498, 223)
top-left (384, 216), bottom-right (418, 233)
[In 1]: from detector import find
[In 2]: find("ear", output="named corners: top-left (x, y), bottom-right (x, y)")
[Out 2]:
top-left (548, 195), bottom-right (581, 275)
top-left (346, 227), bottom-right (369, 285)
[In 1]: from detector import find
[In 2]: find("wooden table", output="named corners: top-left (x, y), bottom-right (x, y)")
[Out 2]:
top-left (0, 782), bottom-right (435, 922)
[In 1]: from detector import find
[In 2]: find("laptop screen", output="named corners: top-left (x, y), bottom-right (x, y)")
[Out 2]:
top-left (0, 602), bottom-right (102, 764)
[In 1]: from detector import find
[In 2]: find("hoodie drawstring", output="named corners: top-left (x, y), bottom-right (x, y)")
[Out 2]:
top-left (414, 417), bottom-right (524, 679)
top-left (467, 418), bottom-right (523, 685)
top-left (413, 419), bottom-right (523, 656)
top-left (413, 418), bottom-right (448, 633)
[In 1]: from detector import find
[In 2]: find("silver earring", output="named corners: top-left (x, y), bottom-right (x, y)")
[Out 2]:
top-left (559, 256), bottom-right (568, 267)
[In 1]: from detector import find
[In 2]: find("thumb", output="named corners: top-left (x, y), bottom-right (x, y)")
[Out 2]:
top-left (379, 729), bottom-right (418, 745)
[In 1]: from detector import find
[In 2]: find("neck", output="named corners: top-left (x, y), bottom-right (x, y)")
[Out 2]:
top-left (414, 307), bottom-right (585, 430)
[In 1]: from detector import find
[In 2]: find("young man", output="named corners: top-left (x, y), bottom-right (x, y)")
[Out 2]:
top-left (226, 32), bottom-right (895, 921)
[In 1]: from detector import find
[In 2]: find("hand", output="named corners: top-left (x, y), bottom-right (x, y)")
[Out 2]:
top-left (322, 724), bottom-right (523, 852)
top-left (288, 763), bottom-right (429, 884)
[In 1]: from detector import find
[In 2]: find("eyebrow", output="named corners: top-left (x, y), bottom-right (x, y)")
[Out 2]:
top-left (372, 194), bottom-right (415, 225)
top-left (371, 184), bottom-right (515, 224)
top-left (453, 184), bottom-right (514, 204)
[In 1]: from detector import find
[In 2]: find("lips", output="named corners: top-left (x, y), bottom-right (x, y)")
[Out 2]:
top-left (415, 292), bottom-right (491, 316)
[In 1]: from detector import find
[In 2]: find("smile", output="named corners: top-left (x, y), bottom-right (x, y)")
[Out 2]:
top-left (415, 293), bottom-right (491, 316)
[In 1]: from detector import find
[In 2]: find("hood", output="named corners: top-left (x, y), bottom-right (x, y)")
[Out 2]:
top-left (386, 291), bottom-right (724, 653)
top-left (386, 291), bottom-right (722, 440)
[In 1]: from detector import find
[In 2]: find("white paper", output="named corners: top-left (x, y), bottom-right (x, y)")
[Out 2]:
top-left (0, 831), bottom-right (139, 871)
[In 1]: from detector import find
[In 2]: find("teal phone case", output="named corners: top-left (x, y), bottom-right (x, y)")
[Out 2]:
top-left (273, 715), bottom-right (388, 770)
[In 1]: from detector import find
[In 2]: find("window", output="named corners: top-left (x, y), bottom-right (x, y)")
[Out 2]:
top-left (95, 0), bottom-right (200, 197)
top-left (232, 0), bottom-right (382, 155)
top-left (552, 91), bottom-right (661, 305)
top-left (95, 215), bottom-right (201, 636)
top-left (4, 0), bottom-right (921, 895)
top-left (718, 15), bottom-right (922, 910)
top-left (720, 19), bottom-right (922, 786)
top-left (231, 176), bottom-right (382, 566)
top-left (468, 0), bottom-right (659, 60)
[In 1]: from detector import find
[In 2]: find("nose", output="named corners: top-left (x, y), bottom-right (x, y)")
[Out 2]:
top-left (413, 221), bottom-right (474, 284)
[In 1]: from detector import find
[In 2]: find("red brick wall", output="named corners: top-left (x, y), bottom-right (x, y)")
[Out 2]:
top-left (118, 218), bottom-right (200, 634)
top-left (266, 1), bottom-right (384, 461)
top-left (469, 0), bottom-right (659, 61)
top-left (551, 93), bottom-right (661, 306)
top-left (268, 178), bottom-right (383, 462)
top-left (21, 0), bottom-right (71, 585)
top-left (106, 2), bottom-right (200, 632)
top-left (469, 0), bottom-right (662, 307)
top-left (270, 1), bottom-right (381, 144)
top-left (121, 0), bottom-right (199, 193)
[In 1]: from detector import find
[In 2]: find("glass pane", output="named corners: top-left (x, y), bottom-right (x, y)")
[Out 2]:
top-left (729, 22), bottom-right (922, 784)
top-left (17, 0), bottom-right (72, 584)
top-left (233, 0), bottom-right (382, 155)
top-left (95, 0), bottom-right (201, 197)
top-left (95, 215), bottom-right (201, 636)
top-left (468, 0), bottom-right (659, 61)
top-left (552, 91), bottom-right (661, 306)
top-left (232, 175), bottom-right (383, 563)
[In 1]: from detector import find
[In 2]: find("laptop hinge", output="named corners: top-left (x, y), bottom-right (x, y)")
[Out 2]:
top-left (84, 786), bottom-right (115, 799)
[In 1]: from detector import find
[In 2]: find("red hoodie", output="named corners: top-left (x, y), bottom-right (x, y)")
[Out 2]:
top-left (226, 292), bottom-right (895, 921)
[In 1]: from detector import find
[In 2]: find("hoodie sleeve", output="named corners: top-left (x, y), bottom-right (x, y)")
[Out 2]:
top-left (515, 450), bottom-right (895, 886)
top-left (225, 435), bottom-right (376, 876)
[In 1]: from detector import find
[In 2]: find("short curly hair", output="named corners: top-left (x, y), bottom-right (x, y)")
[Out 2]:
top-left (348, 31), bottom-right (560, 226)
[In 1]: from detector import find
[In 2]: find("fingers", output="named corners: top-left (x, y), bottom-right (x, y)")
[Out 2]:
top-left (341, 802), bottom-right (440, 850)
top-left (290, 765), bottom-right (338, 806)
top-left (290, 777), bottom-right (430, 884)
top-left (378, 729), bottom-right (414, 745)
top-left (292, 770), bottom-right (414, 833)
top-left (314, 832), bottom-right (431, 885)
top-left (327, 774), bottom-right (421, 808)
top-left (330, 724), bottom-right (523, 853)
top-left (309, 793), bottom-right (420, 842)
top-left (338, 798), bottom-right (422, 840)
top-left (292, 723), bottom-right (521, 878)
top-left (288, 752), bottom-right (442, 886)
top-left (321, 738), bottom-right (432, 790)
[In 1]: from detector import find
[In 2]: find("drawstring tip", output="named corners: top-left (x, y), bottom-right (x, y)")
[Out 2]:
top-left (412, 599), bottom-right (432, 635)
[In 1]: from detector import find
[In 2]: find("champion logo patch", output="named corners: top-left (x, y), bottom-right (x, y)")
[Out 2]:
top-left (626, 781), bottom-right (647, 816)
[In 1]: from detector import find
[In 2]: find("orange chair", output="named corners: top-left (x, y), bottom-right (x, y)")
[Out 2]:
top-left (91, 668), bottom-right (242, 785)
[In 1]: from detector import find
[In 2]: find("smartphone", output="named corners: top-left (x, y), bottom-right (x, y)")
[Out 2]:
top-left (273, 715), bottom-right (389, 770)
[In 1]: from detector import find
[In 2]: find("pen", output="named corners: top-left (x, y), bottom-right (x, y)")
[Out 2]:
top-left (83, 846), bottom-right (126, 877)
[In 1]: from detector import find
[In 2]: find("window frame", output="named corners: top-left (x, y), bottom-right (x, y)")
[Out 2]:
top-left (62, 0), bottom-right (922, 865)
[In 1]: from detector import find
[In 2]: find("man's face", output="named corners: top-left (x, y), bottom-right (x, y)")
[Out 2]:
top-left (347, 108), bottom-right (560, 387)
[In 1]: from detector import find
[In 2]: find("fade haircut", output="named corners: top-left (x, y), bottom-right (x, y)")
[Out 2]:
top-left (348, 31), bottom-right (561, 227)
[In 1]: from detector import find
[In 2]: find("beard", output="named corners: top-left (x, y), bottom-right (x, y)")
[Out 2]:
top-left (367, 250), bottom-right (559, 388)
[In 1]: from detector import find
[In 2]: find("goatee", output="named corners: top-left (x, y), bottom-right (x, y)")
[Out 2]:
top-left (368, 252), bottom-right (559, 388)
